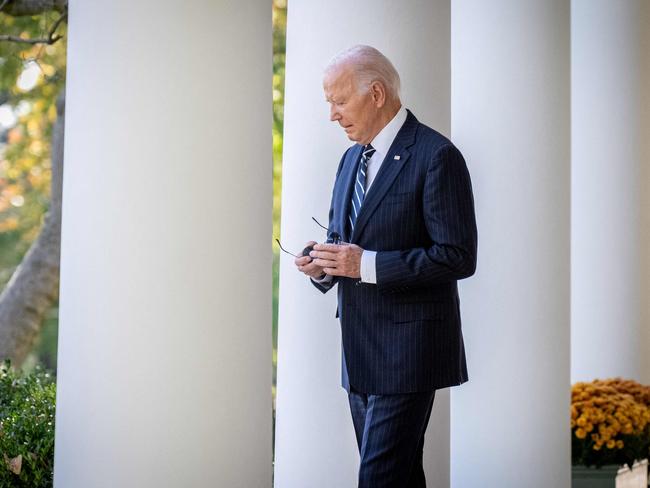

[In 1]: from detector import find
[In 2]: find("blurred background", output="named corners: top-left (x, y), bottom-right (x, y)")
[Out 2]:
top-left (0, 6), bottom-right (67, 374)
top-left (0, 0), bottom-right (288, 395)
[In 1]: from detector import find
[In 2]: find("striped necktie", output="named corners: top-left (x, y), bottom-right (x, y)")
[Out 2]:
top-left (349, 143), bottom-right (376, 234)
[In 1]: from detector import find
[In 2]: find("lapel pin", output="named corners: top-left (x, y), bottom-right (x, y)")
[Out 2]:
top-left (394, 155), bottom-right (401, 160)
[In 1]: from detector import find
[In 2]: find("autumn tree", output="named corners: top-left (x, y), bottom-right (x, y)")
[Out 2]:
top-left (0, 0), bottom-right (67, 368)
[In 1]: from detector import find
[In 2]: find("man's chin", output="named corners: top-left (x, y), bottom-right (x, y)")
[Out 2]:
top-left (345, 133), bottom-right (359, 143)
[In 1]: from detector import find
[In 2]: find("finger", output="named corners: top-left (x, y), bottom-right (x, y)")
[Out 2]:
top-left (323, 267), bottom-right (343, 276)
top-left (295, 256), bottom-right (312, 266)
top-left (299, 263), bottom-right (318, 273)
top-left (312, 258), bottom-right (338, 268)
top-left (304, 240), bottom-right (317, 247)
top-left (302, 260), bottom-right (323, 271)
top-left (295, 256), bottom-right (312, 265)
top-left (313, 243), bottom-right (343, 252)
top-left (309, 250), bottom-right (338, 260)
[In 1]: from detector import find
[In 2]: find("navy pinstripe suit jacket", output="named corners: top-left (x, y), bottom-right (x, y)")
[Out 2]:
top-left (311, 109), bottom-right (478, 394)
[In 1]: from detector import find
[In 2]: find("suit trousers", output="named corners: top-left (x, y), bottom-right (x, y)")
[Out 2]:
top-left (347, 385), bottom-right (436, 488)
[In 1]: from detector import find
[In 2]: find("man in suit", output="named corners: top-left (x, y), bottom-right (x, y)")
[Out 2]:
top-left (294, 45), bottom-right (477, 488)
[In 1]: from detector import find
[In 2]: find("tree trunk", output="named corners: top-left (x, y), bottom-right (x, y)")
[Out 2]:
top-left (0, 91), bottom-right (64, 367)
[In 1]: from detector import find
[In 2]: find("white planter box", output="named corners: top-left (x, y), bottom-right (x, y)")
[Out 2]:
top-left (616, 459), bottom-right (648, 488)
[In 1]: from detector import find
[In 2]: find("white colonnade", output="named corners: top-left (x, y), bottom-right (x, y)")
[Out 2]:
top-left (51, 1), bottom-right (650, 487)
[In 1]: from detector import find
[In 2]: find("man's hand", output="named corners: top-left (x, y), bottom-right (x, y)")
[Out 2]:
top-left (294, 241), bottom-right (327, 278)
top-left (310, 242), bottom-right (364, 278)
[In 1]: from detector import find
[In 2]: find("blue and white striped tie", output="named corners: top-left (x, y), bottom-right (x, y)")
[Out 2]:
top-left (349, 143), bottom-right (376, 234)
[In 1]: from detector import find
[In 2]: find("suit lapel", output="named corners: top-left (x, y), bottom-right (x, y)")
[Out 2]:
top-left (350, 109), bottom-right (419, 243)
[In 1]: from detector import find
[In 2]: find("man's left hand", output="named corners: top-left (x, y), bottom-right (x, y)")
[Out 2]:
top-left (310, 243), bottom-right (364, 278)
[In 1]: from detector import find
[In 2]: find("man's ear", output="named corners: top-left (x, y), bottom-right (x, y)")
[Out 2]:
top-left (370, 81), bottom-right (386, 108)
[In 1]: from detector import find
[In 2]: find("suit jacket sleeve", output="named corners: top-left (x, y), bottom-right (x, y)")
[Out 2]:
top-left (375, 143), bottom-right (478, 294)
top-left (310, 147), bottom-right (351, 294)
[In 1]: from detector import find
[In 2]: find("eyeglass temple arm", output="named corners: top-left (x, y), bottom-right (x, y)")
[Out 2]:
top-left (311, 216), bottom-right (329, 231)
top-left (312, 216), bottom-right (343, 243)
top-left (275, 238), bottom-right (298, 257)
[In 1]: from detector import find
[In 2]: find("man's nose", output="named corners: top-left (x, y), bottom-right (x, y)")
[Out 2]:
top-left (330, 104), bottom-right (340, 122)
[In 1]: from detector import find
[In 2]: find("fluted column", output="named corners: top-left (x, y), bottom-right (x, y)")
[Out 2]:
top-left (571, 0), bottom-right (650, 385)
top-left (451, 1), bottom-right (571, 487)
top-left (54, 2), bottom-right (272, 487)
top-left (275, 1), bottom-right (452, 487)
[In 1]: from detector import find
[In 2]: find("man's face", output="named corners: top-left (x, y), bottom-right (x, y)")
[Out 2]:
top-left (323, 66), bottom-right (379, 145)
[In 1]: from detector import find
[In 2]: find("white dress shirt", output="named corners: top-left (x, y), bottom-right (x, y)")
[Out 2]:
top-left (313, 105), bottom-right (408, 285)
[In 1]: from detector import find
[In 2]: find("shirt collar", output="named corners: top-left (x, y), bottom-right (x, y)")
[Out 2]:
top-left (369, 105), bottom-right (408, 156)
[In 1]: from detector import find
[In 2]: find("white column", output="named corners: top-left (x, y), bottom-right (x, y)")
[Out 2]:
top-left (274, 2), bottom-right (452, 487)
top-left (644, 2), bottom-right (650, 387)
top-left (451, 1), bottom-right (570, 487)
top-left (571, 0), bottom-right (650, 385)
top-left (54, 2), bottom-right (272, 487)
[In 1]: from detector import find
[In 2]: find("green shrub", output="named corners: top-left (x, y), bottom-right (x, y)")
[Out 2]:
top-left (0, 359), bottom-right (55, 487)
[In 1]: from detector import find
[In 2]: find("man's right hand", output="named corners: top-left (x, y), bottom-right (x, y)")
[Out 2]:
top-left (294, 240), bottom-right (326, 279)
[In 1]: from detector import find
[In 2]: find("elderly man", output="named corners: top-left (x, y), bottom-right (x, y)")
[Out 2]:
top-left (294, 45), bottom-right (477, 488)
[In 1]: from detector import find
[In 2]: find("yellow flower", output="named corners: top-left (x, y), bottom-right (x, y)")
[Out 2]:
top-left (572, 378), bottom-right (650, 456)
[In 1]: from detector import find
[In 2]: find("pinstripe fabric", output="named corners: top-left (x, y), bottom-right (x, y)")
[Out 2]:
top-left (311, 109), bottom-right (478, 394)
top-left (348, 387), bottom-right (436, 488)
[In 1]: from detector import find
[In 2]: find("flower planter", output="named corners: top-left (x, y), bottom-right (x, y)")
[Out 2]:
top-left (572, 459), bottom-right (649, 488)
top-left (571, 379), bottom-right (650, 488)
top-left (572, 464), bottom-right (619, 488)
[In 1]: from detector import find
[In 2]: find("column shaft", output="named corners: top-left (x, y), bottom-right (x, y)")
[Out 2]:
top-left (451, 1), bottom-right (571, 486)
top-left (571, 0), bottom-right (650, 384)
top-left (275, 2), bottom-right (452, 486)
top-left (54, 2), bottom-right (272, 486)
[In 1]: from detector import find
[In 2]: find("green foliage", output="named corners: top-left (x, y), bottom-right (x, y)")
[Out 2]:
top-left (0, 8), bottom-right (67, 374)
top-left (271, 0), bottom-right (286, 391)
top-left (0, 359), bottom-right (56, 487)
top-left (0, 12), bottom-right (67, 290)
top-left (0, 12), bottom-right (67, 94)
top-left (572, 427), bottom-right (650, 471)
top-left (272, 0), bottom-right (286, 243)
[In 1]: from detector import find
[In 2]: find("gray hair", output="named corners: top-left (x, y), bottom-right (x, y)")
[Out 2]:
top-left (324, 45), bottom-right (401, 100)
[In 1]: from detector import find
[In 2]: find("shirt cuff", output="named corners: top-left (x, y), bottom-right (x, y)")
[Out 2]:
top-left (311, 273), bottom-right (333, 283)
top-left (360, 250), bottom-right (377, 284)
